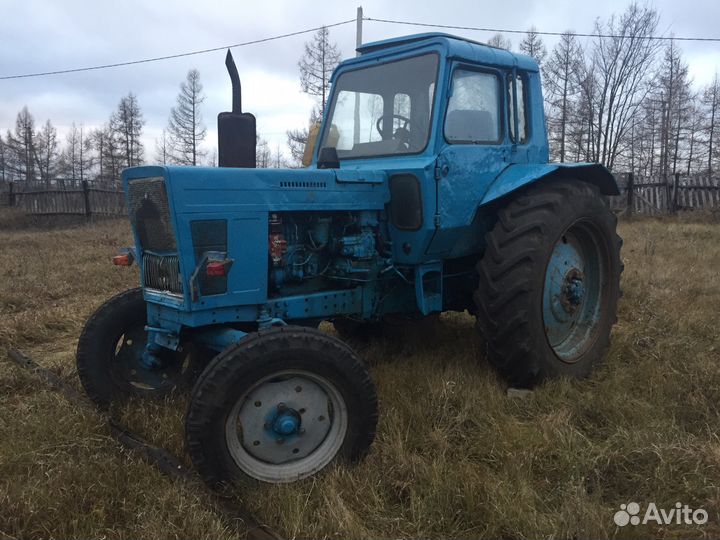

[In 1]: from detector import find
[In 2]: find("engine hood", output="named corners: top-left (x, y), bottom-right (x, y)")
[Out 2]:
top-left (122, 165), bottom-right (390, 215)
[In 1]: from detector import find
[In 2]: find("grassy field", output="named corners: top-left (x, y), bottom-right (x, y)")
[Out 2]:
top-left (1, 208), bottom-right (720, 539)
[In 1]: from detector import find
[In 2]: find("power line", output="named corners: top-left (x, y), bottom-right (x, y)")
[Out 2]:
top-left (0, 19), bottom-right (355, 80)
top-left (3, 14), bottom-right (717, 82)
top-left (364, 17), bottom-right (720, 43)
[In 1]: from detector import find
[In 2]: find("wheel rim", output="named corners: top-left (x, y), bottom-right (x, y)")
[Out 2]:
top-left (112, 324), bottom-right (188, 391)
top-left (542, 221), bottom-right (607, 363)
top-left (225, 369), bottom-right (348, 483)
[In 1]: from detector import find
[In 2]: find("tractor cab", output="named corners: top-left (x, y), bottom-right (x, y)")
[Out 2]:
top-left (314, 33), bottom-right (548, 169)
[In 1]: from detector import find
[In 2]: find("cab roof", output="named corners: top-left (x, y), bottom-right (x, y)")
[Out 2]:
top-left (354, 32), bottom-right (538, 72)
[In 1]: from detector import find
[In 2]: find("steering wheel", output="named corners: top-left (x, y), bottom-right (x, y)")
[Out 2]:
top-left (376, 114), bottom-right (412, 144)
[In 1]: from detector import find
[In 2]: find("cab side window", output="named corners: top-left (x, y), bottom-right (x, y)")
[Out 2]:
top-left (444, 70), bottom-right (501, 144)
top-left (508, 73), bottom-right (529, 144)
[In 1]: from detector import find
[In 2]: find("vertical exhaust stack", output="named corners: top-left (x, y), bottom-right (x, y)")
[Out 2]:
top-left (218, 50), bottom-right (257, 168)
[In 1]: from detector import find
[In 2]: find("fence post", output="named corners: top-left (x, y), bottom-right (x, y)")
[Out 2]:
top-left (82, 180), bottom-right (91, 220)
top-left (8, 182), bottom-right (14, 207)
top-left (626, 172), bottom-right (634, 217)
top-left (664, 174), bottom-right (672, 214)
top-left (672, 172), bottom-right (680, 213)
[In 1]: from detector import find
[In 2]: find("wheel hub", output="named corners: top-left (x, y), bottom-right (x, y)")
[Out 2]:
top-left (560, 269), bottom-right (585, 314)
top-left (271, 407), bottom-right (301, 436)
top-left (236, 376), bottom-right (333, 464)
top-left (114, 325), bottom-right (186, 390)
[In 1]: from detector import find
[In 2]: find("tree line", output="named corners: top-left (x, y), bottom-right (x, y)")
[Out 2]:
top-left (510, 3), bottom-right (718, 177)
top-left (0, 69), bottom-right (210, 186)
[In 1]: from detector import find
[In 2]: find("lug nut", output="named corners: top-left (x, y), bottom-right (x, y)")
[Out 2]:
top-left (276, 437), bottom-right (284, 445)
top-left (295, 386), bottom-right (302, 392)
top-left (277, 402), bottom-right (287, 411)
top-left (298, 428), bottom-right (305, 435)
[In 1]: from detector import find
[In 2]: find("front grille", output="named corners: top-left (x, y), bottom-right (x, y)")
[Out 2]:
top-left (143, 253), bottom-right (182, 295)
top-left (128, 177), bottom-right (176, 252)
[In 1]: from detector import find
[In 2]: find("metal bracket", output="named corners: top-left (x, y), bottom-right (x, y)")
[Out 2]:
top-left (189, 251), bottom-right (232, 302)
top-left (434, 155), bottom-right (450, 180)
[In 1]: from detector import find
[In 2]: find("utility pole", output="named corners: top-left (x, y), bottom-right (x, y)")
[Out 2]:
top-left (353, 6), bottom-right (363, 145)
top-left (356, 6), bottom-right (363, 55)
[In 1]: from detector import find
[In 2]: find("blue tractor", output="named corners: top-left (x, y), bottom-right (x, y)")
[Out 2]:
top-left (76, 33), bottom-right (622, 484)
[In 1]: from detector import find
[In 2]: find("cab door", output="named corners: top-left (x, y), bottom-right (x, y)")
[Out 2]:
top-left (426, 65), bottom-right (531, 258)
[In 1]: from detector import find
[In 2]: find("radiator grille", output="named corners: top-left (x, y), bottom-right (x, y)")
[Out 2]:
top-left (127, 177), bottom-right (176, 252)
top-left (143, 253), bottom-right (182, 295)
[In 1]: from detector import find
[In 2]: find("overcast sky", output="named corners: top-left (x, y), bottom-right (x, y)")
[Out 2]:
top-left (0, 0), bottom-right (718, 163)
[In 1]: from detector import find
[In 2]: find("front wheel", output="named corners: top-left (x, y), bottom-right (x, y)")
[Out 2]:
top-left (185, 326), bottom-right (378, 485)
top-left (475, 180), bottom-right (622, 387)
top-left (76, 288), bottom-right (203, 407)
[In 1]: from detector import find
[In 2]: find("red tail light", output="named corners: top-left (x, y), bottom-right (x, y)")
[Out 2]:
top-left (206, 261), bottom-right (227, 277)
top-left (112, 253), bottom-right (133, 266)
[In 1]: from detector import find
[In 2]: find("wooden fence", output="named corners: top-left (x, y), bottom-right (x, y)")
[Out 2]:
top-left (610, 173), bottom-right (720, 215)
top-left (0, 181), bottom-right (125, 218)
top-left (1, 173), bottom-right (718, 219)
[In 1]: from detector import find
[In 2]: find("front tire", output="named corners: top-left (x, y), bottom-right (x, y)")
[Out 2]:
top-left (76, 288), bottom-right (202, 407)
top-left (475, 180), bottom-right (622, 387)
top-left (185, 326), bottom-right (378, 485)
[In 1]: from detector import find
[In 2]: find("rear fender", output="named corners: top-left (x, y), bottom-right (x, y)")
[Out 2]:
top-left (479, 163), bottom-right (619, 209)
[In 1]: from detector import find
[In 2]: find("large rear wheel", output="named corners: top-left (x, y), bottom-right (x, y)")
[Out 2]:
top-left (474, 180), bottom-right (622, 387)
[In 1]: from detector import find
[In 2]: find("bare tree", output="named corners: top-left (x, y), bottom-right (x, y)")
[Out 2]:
top-left (206, 150), bottom-right (217, 167)
top-left (653, 39), bottom-right (692, 177)
top-left (35, 119), bottom-right (59, 185)
top-left (256, 135), bottom-right (272, 168)
top-left (286, 107), bottom-right (321, 167)
top-left (567, 65), bottom-right (598, 163)
top-left (0, 134), bottom-right (7, 183)
top-left (154, 129), bottom-right (170, 165)
top-left (167, 69), bottom-right (207, 166)
top-left (286, 129), bottom-right (308, 165)
top-left (111, 93), bottom-right (145, 168)
top-left (299, 27), bottom-right (341, 116)
top-left (589, 3), bottom-right (661, 170)
top-left (90, 128), bottom-right (107, 183)
top-left (702, 73), bottom-right (719, 176)
top-left (64, 123), bottom-right (81, 182)
top-left (685, 101), bottom-right (705, 175)
top-left (519, 27), bottom-right (547, 66)
top-left (6, 107), bottom-right (37, 183)
top-left (543, 32), bottom-right (584, 161)
top-left (487, 33), bottom-right (512, 50)
top-left (92, 124), bottom-right (123, 185)
top-left (62, 123), bottom-right (92, 185)
top-left (271, 144), bottom-right (286, 168)
top-left (80, 125), bottom-right (92, 183)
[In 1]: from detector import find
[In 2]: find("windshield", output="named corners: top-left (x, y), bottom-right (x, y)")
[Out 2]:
top-left (319, 54), bottom-right (439, 159)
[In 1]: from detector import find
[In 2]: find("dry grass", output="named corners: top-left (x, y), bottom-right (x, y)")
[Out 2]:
top-left (1, 209), bottom-right (720, 539)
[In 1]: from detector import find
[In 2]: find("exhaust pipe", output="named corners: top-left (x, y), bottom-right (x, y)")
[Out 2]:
top-left (225, 50), bottom-right (242, 114)
top-left (217, 49), bottom-right (257, 168)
